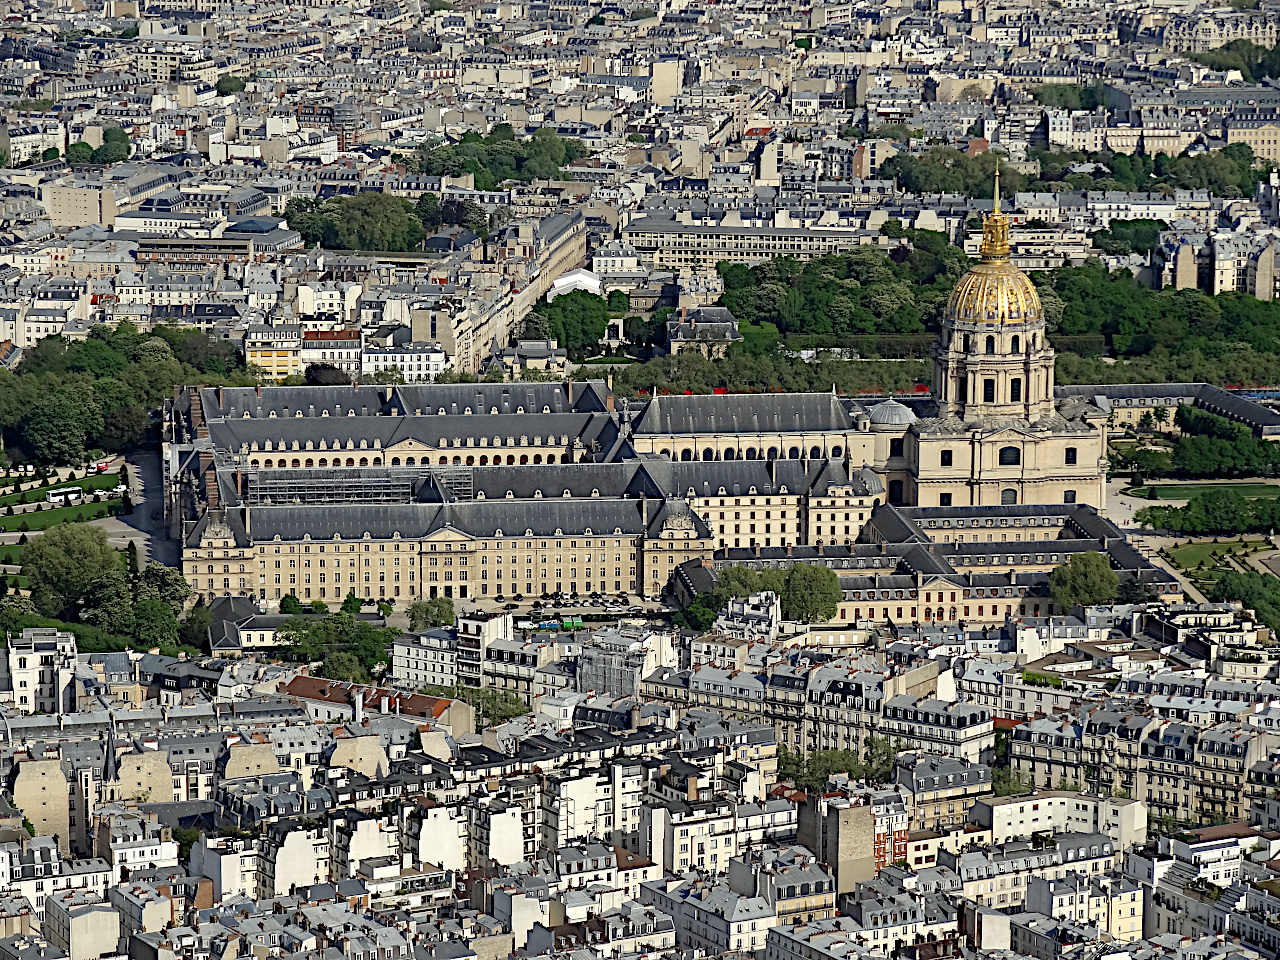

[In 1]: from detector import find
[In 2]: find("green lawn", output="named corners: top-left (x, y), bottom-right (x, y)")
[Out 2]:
top-left (0, 472), bottom-right (119, 507)
top-left (0, 500), bottom-right (121, 532)
top-left (1168, 540), bottom-right (1266, 570)
top-left (0, 545), bottom-right (23, 566)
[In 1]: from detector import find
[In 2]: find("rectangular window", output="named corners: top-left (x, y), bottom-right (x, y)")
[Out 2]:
top-left (940, 450), bottom-right (953, 467)
top-left (983, 379), bottom-right (996, 403)
top-left (1065, 447), bottom-right (1077, 465)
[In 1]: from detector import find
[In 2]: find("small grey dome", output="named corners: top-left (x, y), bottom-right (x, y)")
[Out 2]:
top-left (869, 399), bottom-right (917, 426)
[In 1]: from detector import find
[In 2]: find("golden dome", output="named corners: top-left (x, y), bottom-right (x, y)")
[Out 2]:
top-left (943, 168), bottom-right (1043, 326)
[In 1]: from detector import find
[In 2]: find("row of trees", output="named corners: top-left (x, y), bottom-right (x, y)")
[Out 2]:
top-left (285, 192), bottom-right (493, 252)
top-left (1044, 264), bottom-right (1280, 358)
top-left (676, 563), bottom-right (843, 631)
top-left (0, 322), bottom-right (249, 465)
top-left (881, 143), bottom-right (1269, 199)
top-left (405, 126), bottom-right (586, 191)
top-left (1121, 407), bottom-right (1280, 481)
top-left (1136, 489), bottom-right (1280, 535)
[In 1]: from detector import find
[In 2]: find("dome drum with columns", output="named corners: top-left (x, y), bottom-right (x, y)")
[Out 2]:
top-left (932, 168), bottom-right (1057, 424)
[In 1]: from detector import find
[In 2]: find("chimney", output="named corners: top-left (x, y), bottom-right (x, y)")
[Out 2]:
top-left (352, 689), bottom-right (364, 726)
top-left (255, 383), bottom-right (261, 397)
top-left (216, 386), bottom-right (224, 409)
top-left (606, 394), bottom-right (615, 413)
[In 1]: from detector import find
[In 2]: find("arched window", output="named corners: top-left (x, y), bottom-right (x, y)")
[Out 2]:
top-left (680, 449), bottom-right (692, 461)
top-left (1001, 488), bottom-right (1018, 505)
top-left (985, 335), bottom-right (995, 355)
top-left (703, 447), bottom-right (715, 461)
top-left (998, 446), bottom-right (1020, 466)
top-left (724, 448), bottom-right (736, 460)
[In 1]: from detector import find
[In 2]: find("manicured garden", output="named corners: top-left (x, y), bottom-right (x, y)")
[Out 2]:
top-left (0, 498), bottom-right (122, 532)
top-left (1164, 538), bottom-right (1270, 591)
top-left (0, 471), bottom-right (120, 507)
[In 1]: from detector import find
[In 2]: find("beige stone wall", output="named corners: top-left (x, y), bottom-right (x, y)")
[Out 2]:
top-left (329, 736), bottom-right (389, 779)
top-left (12, 760), bottom-right (71, 854)
top-left (223, 743), bottom-right (281, 780)
top-left (110, 751), bottom-right (174, 805)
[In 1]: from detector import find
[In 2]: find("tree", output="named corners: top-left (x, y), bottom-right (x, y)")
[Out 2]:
top-left (80, 566), bottom-right (135, 635)
top-left (91, 127), bottom-right (131, 165)
top-left (415, 192), bottom-right (442, 232)
top-left (138, 564), bottom-right (191, 612)
top-left (0, 595), bottom-right (35, 635)
top-left (65, 142), bottom-right (93, 164)
top-left (179, 602), bottom-right (213, 650)
top-left (40, 147), bottom-right (59, 162)
top-left (1049, 551), bottom-right (1118, 610)
top-left (782, 564), bottom-right (842, 623)
top-left (133, 595), bottom-right (179, 648)
top-left (527, 290), bottom-right (610, 358)
top-left (340, 591), bottom-right (364, 615)
top-left (408, 596), bottom-right (454, 630)
top-left (280, 594), bottom-right (304, 614)
top-left (321, 650), bottom-right (367, 683)
top-left (22, 392), bottom-right (96, 464)
top-left (215, 75), bottom-right (247, 96)
top-left (304, 363), bottom-right (350, 386)
top-left (22, 524), bottom-right (121, 618)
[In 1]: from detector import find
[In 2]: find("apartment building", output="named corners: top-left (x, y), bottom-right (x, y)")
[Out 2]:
top-left (4, 628), bottom-right (77, 715)
top-left (1025, 873), bottom-right (1143, 942)
top-left (894, 753), bottom-right (993, 832)
top-left (1009, 713), bottom-right (1272, 826)
top-left (879, 695), bottom-right (994, 763)
top-left (938, 832), bottom-right (1120, 909)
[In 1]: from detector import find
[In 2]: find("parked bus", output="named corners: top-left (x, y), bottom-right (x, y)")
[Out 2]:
top-left (45, 487), bottom-right (83, 505)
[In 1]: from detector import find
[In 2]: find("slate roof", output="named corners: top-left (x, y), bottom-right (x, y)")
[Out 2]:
top-left (630, 392), bottom-right (856, 435)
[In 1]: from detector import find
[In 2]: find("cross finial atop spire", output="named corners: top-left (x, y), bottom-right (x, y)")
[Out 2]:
top-left (993, 164), bottom-right (1001, 215)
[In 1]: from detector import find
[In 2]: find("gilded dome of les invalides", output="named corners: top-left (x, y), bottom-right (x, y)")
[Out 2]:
top-left (944, 170), bottom-right (1044, 327)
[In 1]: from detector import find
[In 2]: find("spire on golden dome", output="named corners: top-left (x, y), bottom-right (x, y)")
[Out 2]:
top-left (978, 165), bottom-right (1011, 263)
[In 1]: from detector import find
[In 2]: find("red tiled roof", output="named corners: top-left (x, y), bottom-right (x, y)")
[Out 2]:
top-left (281, 675), bottom-right (451, 720)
